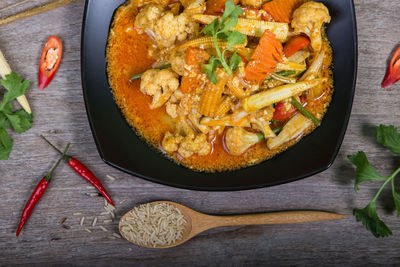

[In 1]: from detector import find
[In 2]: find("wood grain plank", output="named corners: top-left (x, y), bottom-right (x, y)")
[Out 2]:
top-left (1, 0), bottom-right (400, 265)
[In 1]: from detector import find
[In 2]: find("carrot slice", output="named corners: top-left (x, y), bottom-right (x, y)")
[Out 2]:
top-left (382, 45), bottom-right (400, 88)
top-left (244, 30), bottom-right (283, 83)
top-left (263, 0), bottom-right (306, 23)
top-left (180, 48), bottom-right (210, 94)
top-left (205, 0), bottom-right (238, 15)
top-left (283, 35), bottom-right (310, 57)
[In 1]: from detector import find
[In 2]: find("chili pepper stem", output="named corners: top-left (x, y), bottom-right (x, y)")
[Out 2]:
top-left (40, 135), bottom-right (71, 161)
top-left (45, 143), bottom-right (70, 182)
top-left (16, 142), bottom-right (71, 237)
top-left (40, 135), bottom-right (115, 207)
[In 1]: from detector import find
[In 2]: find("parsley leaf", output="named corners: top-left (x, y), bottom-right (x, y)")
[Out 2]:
top-left (5, 110), bottom-right (34, 133)
top-left (201, 0), bottom-right (245, 84)
top-left (376, 125), bottom-right (400, 154)
top-left (0, 72), bottom-right (30, 111)
top-left (348, 124), bottom-right (400, 237)
top-left (203, 19), bottom-right (219, 36)
top-left (221, 0), bottom-right (243, 22)
top-left (201, 56), bottom-right (220, 84)
top-left (227, 31), bottom-right (246, 50)
top-left (0, 112), bottom-right (11, 129)
top-left (354, 202), bottom-right (392, 238)
top-left (348, 151), bottom-right (386, 191)
top-left (229, 51), bottom-right (241, 72)
top-left (0, 72), bottom-right (34, 159)
top-left (219, 17), bottom-right (238, 34)
top-left (0, 128), bottom-right (13, 160)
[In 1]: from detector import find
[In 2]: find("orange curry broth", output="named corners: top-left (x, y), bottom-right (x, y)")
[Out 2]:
top-left (106, 2), bottom-right (333, 172)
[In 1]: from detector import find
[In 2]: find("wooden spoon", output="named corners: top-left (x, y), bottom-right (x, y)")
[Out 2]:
top-left (119, 201), bottom-right (346, 248)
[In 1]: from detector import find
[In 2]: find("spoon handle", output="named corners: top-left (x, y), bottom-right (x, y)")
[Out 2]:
top-left (208, 211), bottom-right (345, 228)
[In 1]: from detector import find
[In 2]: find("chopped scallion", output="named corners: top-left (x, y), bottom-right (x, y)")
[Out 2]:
top-left (130, 63), bottom-right (172, 80)
top-left (290, 97), bottom-right (319, 125)
top-left (272, 127), bottom-right (282, 134)
top-left (275, 70), bottom-right (296, 76)
top-left (271, 73), bottom-right (296, 84)
top-left (256, 132), bottom-right (265, 141)
top-left (264, 70), bottom-right (297, 81)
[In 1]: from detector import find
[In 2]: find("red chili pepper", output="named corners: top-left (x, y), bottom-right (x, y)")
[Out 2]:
top-left (382, 45), bottom-right (400, 88)
top-left (68, 158), bottom-right (115, 206)
top-left (238, 53), bottom-right (248, 64)
top-left (40, 135), bottom-right (115, 207)
top-left (16, 143), bottom-right (70, 237)
top-left (272, 101), bottom-right (297, 121)
top-left (39, 36), bottom-right (63, 90)
top-left (283, 35), bottom-right (311, 58)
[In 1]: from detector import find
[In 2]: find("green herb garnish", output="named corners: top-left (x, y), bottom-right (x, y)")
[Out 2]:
top-left (275, 70), bottom-right (296, 77)
top-left (264, 70), bottom-right (298, 81)
top-left (348, 125), bottom-right (400, 237)
top-left (272, 127), bottom-right (282, 134)
top-left (290, 97), bottom-right (319, 125)
top-left (130, 63), bottom-right (172, 80)
top-left (0, 72), bottom-right (34, 159)
top-left (201, 0), bottom-right (246, 84)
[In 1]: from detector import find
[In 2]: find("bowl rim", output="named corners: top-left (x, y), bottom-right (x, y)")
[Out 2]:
top-left (81, 0), bottom-right (358, 191)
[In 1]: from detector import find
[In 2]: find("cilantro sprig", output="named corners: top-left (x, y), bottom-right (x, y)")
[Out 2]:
top-left (201, 0), bottom-right (246, 84)
top-left (348, 125), bottom-right (400, 237)
top-left (0, 72), bottom-right (34, 159)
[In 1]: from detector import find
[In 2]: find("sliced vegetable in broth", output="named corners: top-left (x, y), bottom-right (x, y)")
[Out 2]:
top-left (106, 0), bottom-right (333, 172)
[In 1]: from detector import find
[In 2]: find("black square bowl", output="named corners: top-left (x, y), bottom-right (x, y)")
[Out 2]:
top-left (81, 0), bottom-right (357, 191)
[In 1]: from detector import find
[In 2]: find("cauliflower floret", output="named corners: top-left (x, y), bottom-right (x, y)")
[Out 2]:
top-left (250, 106), bottom-right (276, 138)
top-left (166, 102), bottom-right (178, 118)
top-left (183, 0), bottom-right (206, 15)
top-left (291, 1), bottom-right (331, 52)
top-left (162, 132), bottom-right (184, 152)
top-left (225, 127), bottom-right (264, 156)
top-left (134, 4), bottom-right (164, 34)
top-left (134, 5), bottom-right (197, 48)
top-left (240, 0), bottom-right (263, 9)
top-left (172, 89), bottom-right (185, 102)
top-left (154, 12), bottom-right (197, 47)
top-left (178, 93), bottom-right (200, 116)
top-left (178, 133), bottom-right (211, 158)
top-left (169, 50), bottom-right (186, 76)
top-left (140, 69), bottom-right (179, 109)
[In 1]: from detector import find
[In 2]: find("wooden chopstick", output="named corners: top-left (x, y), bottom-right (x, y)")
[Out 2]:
top-left (0, 0), bottom-right (81, 27)
top-left (0, 0), bottom-right (30, 13)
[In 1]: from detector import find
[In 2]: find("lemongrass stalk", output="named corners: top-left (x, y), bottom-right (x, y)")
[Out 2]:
top-left (242, 78), bottom-right (326, 113)
top-left (267, 113), bottom-right (312, 150)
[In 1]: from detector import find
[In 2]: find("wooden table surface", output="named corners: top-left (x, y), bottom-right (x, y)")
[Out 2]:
top-left (1, 0), bottom-right (400, 265)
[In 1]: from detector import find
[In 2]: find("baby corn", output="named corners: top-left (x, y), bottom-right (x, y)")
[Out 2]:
top-left (242, 78), bottom-right (326, 112)
top-left (214, 96), bottom-right (233, 118)
top-left (227, 77), bottom-right (247, 98)
top-left (175, 37), bottom-right (246, 52)
top-left (199, 76), bottom-right (228, 117)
